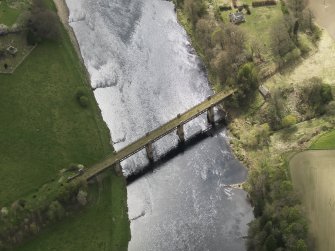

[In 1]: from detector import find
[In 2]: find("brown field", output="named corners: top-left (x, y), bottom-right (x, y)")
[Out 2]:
top-left (290, 150), bottom-right (335, 251)
top-left (309, 0), bottom-right (335, 39)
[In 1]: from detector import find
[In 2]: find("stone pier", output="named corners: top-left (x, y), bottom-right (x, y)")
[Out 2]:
top-left (176, 124), bottom-right (185, 143)
top-left (207, 106), bottom-right (215, 125)
top-left (114, 161), bottom-right (123, 176)
top-left (145, 142), bottom-right (154, 162)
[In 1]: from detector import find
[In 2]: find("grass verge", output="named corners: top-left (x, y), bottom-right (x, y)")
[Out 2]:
top-left (310, 130), bottom-right (335, 149)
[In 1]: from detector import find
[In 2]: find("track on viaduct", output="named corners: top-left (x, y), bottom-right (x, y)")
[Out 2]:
top-left (80, 89), bottom-right (236, 181)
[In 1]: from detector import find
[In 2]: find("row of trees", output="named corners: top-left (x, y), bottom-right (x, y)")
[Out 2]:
top-left (178, 0), bottom-right (259, 106)
top-left (246, 161), bottom-right (309, 251)
top-left (270, 0), bottom-right (321, 67)
top-left (0, 179), bottom-right (87, 250)
top-left (264, 77), bottom-right (333, 131)
top-left (174, 2), bottom-right (330, 251)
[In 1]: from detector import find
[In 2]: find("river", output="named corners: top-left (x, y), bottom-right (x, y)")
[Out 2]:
top-left (65, 0), bottom-right (253, 250)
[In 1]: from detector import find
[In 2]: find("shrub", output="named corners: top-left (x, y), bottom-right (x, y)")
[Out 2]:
top-left (297, 78), bottom-right (333, 116)
top-left (76, 89), bottom-right (90, 108)
top-left (236, 63), bottom-right (259, 105)
top-left (282, 114), bottom-right (297, 128)
top-left (283, 48), bottom-right (301, 64)
top-left (243, 4), bottom-right (251, 15)
top-left (252, 0), bottom-right (277, 7)
top-left (297, 38), bottom-right (310, 55)
top-left (47, 200), bottom-right (65, 222)
top-left (76, 88), bottom-right (86, 100)
top-left (320, 84), bottom-right (333, 103)
top-left (280, 0), bottom-right (289, 15)
top-left (219, 4), bottom-right (231, 11)
top-left (325, 101), bottom-right (335, 115)
top-left (79, 96), bottom-right (89, 108)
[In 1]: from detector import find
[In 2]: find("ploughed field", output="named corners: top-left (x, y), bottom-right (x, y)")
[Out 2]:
top-left (290, 147), bottom-right (335, 251)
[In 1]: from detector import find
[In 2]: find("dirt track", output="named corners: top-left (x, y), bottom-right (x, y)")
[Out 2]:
top-left (309, 0), bottom-right (335, 39)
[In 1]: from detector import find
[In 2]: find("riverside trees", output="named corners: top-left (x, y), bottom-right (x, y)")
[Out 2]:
top-left (27, 0), bottom-right (60, 44)
top-left (174, 1), bottom-right (322, 250)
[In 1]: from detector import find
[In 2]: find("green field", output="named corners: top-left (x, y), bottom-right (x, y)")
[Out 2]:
top-left (290, 150), bottom-right (335, 251)
top-left (310, 130), bottom-right (335, 149)
top-left (15, 173), bottom-right (130, 251)
top-left (0, 1), bottom-right (21, 26)
top-left (0, 0), bottom-right (130, 249)
top-left (0, 23), bottom-right (112, 204)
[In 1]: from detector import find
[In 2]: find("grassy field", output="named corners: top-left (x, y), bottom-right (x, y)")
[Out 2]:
top-left (290, 150), bottom-right (335, 251)
top-left (310, 130), bottom-right (335, 149)
top-left (14, 173), bottom-right (130, 251)
top-left (0, 22), bottom-right (112, 204)
top-left (0, 1), bottom-right (21, 26)
top-left (238, 3), bottom-right (283, 49)
top-left (0, 0), bottom-right (130, 249)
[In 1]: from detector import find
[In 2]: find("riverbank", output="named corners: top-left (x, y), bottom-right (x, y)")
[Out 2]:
top-left (53, 0), bottom-right (81, 64)
top-left (173, 0), bottom-right (335, 249)
top-left (53, 0), bottom-right (91, 82)
top-left (0, 0), bottom-right (130, 249)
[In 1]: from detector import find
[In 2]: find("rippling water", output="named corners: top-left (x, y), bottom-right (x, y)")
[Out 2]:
top-left (66, 0), bottom-right (253, 250)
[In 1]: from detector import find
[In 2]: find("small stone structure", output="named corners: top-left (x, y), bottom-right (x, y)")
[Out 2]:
top-left (259, 85), bottom-right (271, 99)
top-left (229, 12), bottom-right (245, 24)
top-left (6, 46), bottom-right (18, 55)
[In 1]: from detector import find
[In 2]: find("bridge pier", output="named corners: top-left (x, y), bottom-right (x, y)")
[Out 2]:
top-left (114, 161), bottom-right (123, 176)
top-left (207, 106), bottom-right (215, 125)
top-left (145, 142), bottom-right (154, 162)
top-left (176, 124), bottom-right (185, 143)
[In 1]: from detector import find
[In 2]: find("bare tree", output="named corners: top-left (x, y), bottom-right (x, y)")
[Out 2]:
top-left (270, 18), bottom-right (295, 57)
top-left (27, 0), bottom-right (60, 41)
top-left (286, 0), bottom-right (307, 18)
top-left (183, 0), bottom-right (207, 26)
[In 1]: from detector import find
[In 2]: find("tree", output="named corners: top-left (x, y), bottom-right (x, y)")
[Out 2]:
top-left (47, 200), bottom-right (65, 222)
top-left (27, 0), bottom-right (60, 41)
top-left (195, 18), bottom-right (215, 55)
top-left (236, 62), bottom-right (259, 104)
top-left (282, 114), bottom-right (297, 128)
top-left (286, 0), bottom-right (307, 18)
top-left (183, 0), bottom-right (207, 26)
top-left (298, 77), bottom-right (333, 116)
top-left (211, 24), bottom-right (246, 87)
top-left (267, 89), bottom-right (285, 130)
top-left (292, 239), bottom-right (308, 251)
top-left (270, 18), bottom-right (295, 58)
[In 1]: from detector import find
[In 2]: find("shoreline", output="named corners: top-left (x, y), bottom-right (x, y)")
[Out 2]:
top-left (53, 0), bottom-right (115, 154)
top-left (53, 0), bottom-right (91, 82)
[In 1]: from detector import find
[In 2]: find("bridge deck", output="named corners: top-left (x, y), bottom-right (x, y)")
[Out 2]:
top-left (81, 89), bottom-right (235, 180)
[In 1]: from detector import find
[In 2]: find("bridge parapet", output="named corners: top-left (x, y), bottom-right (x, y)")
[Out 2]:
top-left (80, 89), bottom-right (236, 181)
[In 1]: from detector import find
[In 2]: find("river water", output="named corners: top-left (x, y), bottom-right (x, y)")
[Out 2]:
top-left (65, 0), bottom-right (253, 250)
